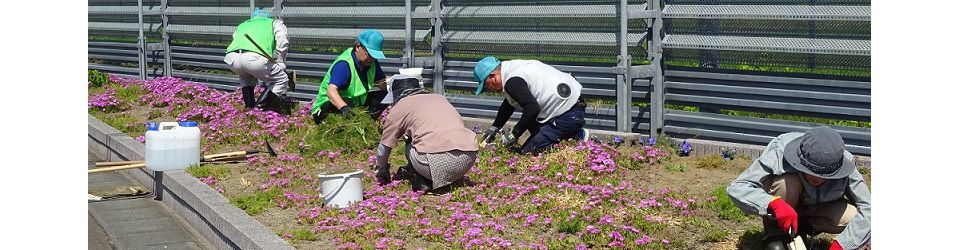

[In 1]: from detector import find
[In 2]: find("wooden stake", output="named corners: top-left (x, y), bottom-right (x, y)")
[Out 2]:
top-left (88, 163), bottom-right (146, 174)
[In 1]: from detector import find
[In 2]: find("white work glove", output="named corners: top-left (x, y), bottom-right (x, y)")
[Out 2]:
top-left (386, 74), bottom-right (400, 84)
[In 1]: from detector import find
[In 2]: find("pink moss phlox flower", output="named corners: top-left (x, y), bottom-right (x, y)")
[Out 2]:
top-left (88, 89), bottom-right (121, 110)
top-left (635, 235), bottom-right (652, 245)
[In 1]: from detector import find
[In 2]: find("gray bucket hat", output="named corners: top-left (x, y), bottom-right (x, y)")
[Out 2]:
top-left (783, 126), bottom-right (855, 179)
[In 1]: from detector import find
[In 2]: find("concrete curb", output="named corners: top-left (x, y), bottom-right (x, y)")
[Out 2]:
top-left (461, 117), bottom-right (870, 165)
top-left (88, 114), bottom-right (294, 250)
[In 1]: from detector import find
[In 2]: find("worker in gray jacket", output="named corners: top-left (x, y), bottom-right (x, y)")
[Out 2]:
top-left (224, 8), bottom-right (293, 114)
top-left (727, 126), bottom-right (870, 250)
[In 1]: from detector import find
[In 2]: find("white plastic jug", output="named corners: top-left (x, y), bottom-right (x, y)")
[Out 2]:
top-left (318, 169), bottom-right (364, 208)
top-left (145, 121), bottom-right (201, 171)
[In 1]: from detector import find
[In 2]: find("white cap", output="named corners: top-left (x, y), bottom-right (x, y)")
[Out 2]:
top-left (381, 68), bottom-right (425, 104)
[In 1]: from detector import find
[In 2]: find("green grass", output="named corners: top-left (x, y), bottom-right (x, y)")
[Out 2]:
top-left (185, 164), bottom-right (231, 179)
top-left (553, 211), bottom-right (585, 234)
top-left (704, 186), bottom-right (747, 222)
top-left (633, 214), bottom-right (666, 233)
top-left (114, 84), bottom-right (147, 103)
top-left (664, 60), bottom-right (870, 78)
top-left (289, 228), bottom-right (319, 241)
top-left (695, 154), bottom-right (727, 169)
top-left (666, 162), bottom-right (686, 172)
top-left (230, 188), bottom-right (282, 215)
top-left (736, 225), bottom-right (766, 250)
top-left (721, 109), bottom-right (870, 128)
top-left (100, 114), bottom-right (146, 135)
top-left (704, 227), bottom-right (730, 242)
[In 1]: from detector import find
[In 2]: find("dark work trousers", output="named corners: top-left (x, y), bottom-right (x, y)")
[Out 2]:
top-left (518, 105), bottom-right (586, 155)
top-left (312, 90), bottom-right (389, 124)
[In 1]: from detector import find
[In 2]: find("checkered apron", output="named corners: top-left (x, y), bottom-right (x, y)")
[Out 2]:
top-left (405, 144), bottom-right (477, 188)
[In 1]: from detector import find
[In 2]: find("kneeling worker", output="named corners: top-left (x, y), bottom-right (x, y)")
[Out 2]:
top-left (310, 29), bottom-right (390, 124)
top-left (727, 126), bottom-right (871, 250)
top-left (374, 75), bottom-right (478, 192)
top-left (473, 56), bottom-right (588, 155)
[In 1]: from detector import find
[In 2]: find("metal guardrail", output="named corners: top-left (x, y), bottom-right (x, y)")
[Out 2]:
top-left (88, 0), bottom-right (871, 155)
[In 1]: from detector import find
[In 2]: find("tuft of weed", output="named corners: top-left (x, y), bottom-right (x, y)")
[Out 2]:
top-left (89, 70), bottom-right (110, 88)
top-left (666, 162), bottom-right (686, 172)
top-left (230, 188), bottom-right (282, 215)
top-left (289, 228), bottom-right (319, 241)
top-left (695, 154), bottom-right (727, 169)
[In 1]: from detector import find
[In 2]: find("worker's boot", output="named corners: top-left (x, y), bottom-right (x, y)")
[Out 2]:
top-left (241, 86), bottom-right (256, 109)
top-left (410, 169), bottom-right (433, 192)
top-left (285, 69), bottom-right (297, 92)
top-left (255, 85), bottom-right (291, 115)
top-left (762, 218), bottom-right (788, 250)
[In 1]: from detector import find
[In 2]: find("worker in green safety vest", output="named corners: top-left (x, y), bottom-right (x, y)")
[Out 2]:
top-left (224, 8), bottom-right (293, 114)
top-left (310, 29), bottom-right (390, 124)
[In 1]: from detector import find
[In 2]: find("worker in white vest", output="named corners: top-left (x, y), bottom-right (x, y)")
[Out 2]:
top-left (473, 56), bottom-right (589, 155)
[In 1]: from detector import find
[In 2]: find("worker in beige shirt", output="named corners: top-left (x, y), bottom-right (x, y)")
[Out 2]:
top-left (374, 75), bottom-right (479, 192)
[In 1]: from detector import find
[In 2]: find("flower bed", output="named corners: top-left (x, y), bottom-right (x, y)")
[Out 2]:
top-left (88, 72), bottom-right (869, 249)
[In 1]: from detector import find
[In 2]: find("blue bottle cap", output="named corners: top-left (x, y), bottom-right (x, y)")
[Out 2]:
top-left (146, 122), bottom-right (159, 131)
top-left (179, 121), bottom-right (198, 127)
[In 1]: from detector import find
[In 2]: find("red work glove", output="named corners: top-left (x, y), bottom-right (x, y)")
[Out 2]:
top-left (829, 240), bottom-right (843, 250)
top-left (768, 196), bottom-right (798, 237)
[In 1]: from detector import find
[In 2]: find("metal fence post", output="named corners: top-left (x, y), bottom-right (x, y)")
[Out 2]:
top-left (274, 0), bottom-right (283, 16)
top-left (250, 0), bottom-right (255, 11)
top-left (161, 0), bottom-right (171, 76)
top-left (431, 0), bottom-right (444, 94)
top-left (404, 0), bottom-right (414, 68)
top-left (649, 0), bottom-right (665, 135)
top-left (137, 0), bottom-right (147, 80)
top-left (616, 0), bottom-right (632, 132)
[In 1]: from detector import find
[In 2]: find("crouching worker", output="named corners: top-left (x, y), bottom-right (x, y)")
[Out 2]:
top-left (473, 56), bottom-right (588, 155)
top-left (224, 8), bottom-right (294, 114)
top-left (310, 29), bottom-right (390, 124)
top-left (374, 75), bottom-right (478, 192)
top-left (727, 126), bottom-right (871, 250)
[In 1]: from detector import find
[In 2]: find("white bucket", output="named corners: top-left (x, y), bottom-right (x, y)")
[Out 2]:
top-left (317, 169), bottom-right (364, 208)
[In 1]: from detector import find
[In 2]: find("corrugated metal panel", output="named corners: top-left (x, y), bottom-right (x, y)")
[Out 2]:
top-left (663, 5), bottom-right (870, 21)
top-left (662, 34), bottom-right (870, 56)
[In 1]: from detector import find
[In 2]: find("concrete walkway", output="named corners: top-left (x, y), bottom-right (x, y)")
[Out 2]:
top-left (88, 151), bottom-right (213, 250)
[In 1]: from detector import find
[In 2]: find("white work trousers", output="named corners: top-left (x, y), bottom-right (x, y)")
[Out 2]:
top-left (223, 51), bottom-right (289, 95)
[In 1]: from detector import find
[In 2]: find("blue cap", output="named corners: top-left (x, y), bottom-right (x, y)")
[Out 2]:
top-left (179, 121), bottom-right (198, 127)
top-left (357, 29), bottom-right (386, 60)
top-left (473, 56), bottom-right (501, 95)
top-left (146, 122), bottom-right (159, 131)
top-left (251, 8), bottom-right (272, 18)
